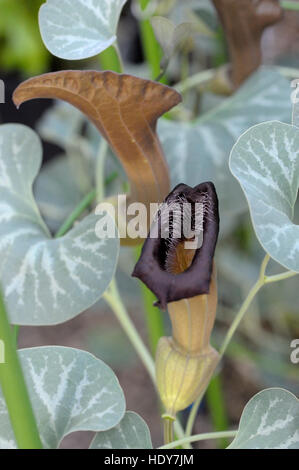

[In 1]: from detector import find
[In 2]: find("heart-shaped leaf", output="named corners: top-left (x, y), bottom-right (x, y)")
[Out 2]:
top-left (39, 0), bottom-right (127, 60)
top-left (151, 16), bottom-right (176, 60)
top-left (34, 155), bottom-right (86, 233)
top-left (37, 101), bottom-right (84, 148)
top-left (0, 124), bottom-right (119, 325)
top-left (159, 68), bottom-right (292, 219)
top-left (35, 101), bottom-right (125, 232)
top-left (229, 121), bottom-right (299, 272)
top-left (90, 411), bottom-right (153, 449)
top-left (0, 346), bottom-right (126, 449)
top-left (229, 388), bottom-right (299, 449)
top-left (151, 15), bottom-right (214, 71)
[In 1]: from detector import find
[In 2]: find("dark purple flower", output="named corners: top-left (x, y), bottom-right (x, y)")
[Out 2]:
top-left (132, 182), bottom-right (219, 309)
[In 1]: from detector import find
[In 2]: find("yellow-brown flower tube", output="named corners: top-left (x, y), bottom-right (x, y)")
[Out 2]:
top-left (156, 267), bottom-right (219, 418)
top-left (133, 182), bottom-right (220, 418)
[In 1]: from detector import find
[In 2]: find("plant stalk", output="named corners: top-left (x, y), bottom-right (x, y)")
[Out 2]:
top-left (103, 278), bottom-right (188, 445)
top-left (99, 44), bottom-right (123, 73)
top-left (54, 189), bottom-right (96, 238)
top-left (138, 0), bottom-right (165, 81)
top-left (163, 417), bottom-right (174, 446)
top-left (206, 374), bottom-right (229, 448)
top-left (175, 68), bottom-right (215, 94)
top-left (103, 278), bottom-right (155, 381)
top-left (159, 430), bottom-right (237, 449)
top-left (0, 290), bottom-right (42, 449)
top-left (135, 245), bottom-right (164, 354)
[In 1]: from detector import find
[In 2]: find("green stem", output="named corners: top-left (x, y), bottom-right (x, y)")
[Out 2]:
top-left (163, 417), bottom-right (174, 446)
top-left (281, 1), bottom-right (299, 11)
top-left (103, 278), bottom-right (187, 445)
top-left (185, 390), bottom-right (204, 437)
top-left (54, 189), bottom-right (96, 238)
top-left (113, 43), bottom-right (124, 73)
top-left (159, 430), bottom-right (237, 449)
top-left (135, 245), bottom-right (164, 354)
top-left (138, 0), bottom-right (165, 81)
top-left (175, 68), bottom-right (215, 94)
top-left (265, 270), bottom-right (298, 284)
top-left (103, 278), bottom-right (155, 380)
top-left (219, 254), bottom-right (270, 360)
top-left (276, 65), bottom-right (299, 79)
top-left (12, 325), bottom-right (19, 348)
top-left (99, 44), bottom-right (123, 73)
top-left (206, 374), bottom-right (229, 449)
top-left (0, 290), bottom-right (42, 449)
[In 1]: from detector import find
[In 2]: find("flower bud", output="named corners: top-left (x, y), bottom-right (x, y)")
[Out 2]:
top-left (156, 337), bottom-right (219, 418)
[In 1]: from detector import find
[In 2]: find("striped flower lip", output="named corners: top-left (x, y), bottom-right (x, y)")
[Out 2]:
top-left (132, 182), bottom-right (219, 309)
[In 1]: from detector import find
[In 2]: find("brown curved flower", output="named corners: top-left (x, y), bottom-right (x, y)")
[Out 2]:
top-left (212, 0), bottom-right (282, 87)
top-left (132, 181), bottom-right (219, 309)
top-left (13, 70), bottom-right (182, 244)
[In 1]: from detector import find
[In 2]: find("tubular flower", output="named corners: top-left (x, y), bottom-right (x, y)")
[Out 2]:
top-left (13, 71), bottom-right (181, 245)
top-left (132, 182), bottom-right (220, 418)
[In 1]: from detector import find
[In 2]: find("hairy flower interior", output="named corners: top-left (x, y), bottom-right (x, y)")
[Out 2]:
top-left (159, 193), bottom-right (211, 275)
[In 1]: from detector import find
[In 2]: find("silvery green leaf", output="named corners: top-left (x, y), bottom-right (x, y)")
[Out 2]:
top-left (159, 68), bottom-right (292, 219)
top-left (0, 124), bottom-right (119, 325)
top-left (151, 16), bottom-right (213, 67)
top-left (0, 347), bottom-right (126, 449)
top-left (170, 0), bottom-right (216, 26)
top-left (34, 155), bottom-right (84, 233)
top-left (151, 16), bottom-right (175, 59)
top-left (39, 0), bottom-right (127, 60)
top-left (229, 121), bottom-right (299, 272)
top-left (37, 101), bottom-right (84, 148)
top-left (90, 411), bottom-right (153, 449)
top-left (217, 245), bottom-right (259, 288)
top-left (229, 388), bottom-right (299, 449)
top-left (66, 136), bottom-right (95, 194)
